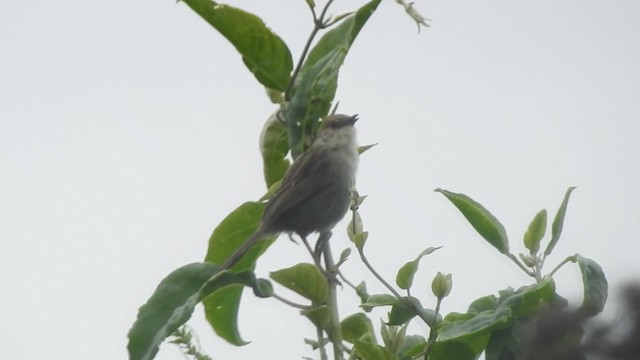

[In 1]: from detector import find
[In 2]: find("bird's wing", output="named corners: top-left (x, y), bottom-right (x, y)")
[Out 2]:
top-left (262, 147), bottom-right (335, 225)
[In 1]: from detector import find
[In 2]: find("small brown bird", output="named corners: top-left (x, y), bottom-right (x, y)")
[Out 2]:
top-left (217, 114), bottom-right (359, 271)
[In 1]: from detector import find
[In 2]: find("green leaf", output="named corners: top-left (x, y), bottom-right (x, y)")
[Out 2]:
top-left (395, 247), bottom-right (442, 290)
top-left (127, 263), bottom-right (256, 359)
top-left (352, 231), bottom-right (369, 251)
top-left (467, 294), bottom-right (497, 314)
top-left (484, 327), bottom-right (516, 360)
top-left (388, 297), bottom-right (423, 326)
top-left (437, 279), bottom-right (556, 346)
top-left (337, 248), bottom-right (351, 266)
top-left (270, 263), bottom-right (328, 303)
top-left (435, 189), bottom-right (509, 254)
top-left (429, 339), bottom-right (485, 360)
top-left (300, 0), bottom-right (381, 79)
top-left (576, 255), bottom-right (608, 317)
top-left (181, 0), bottom-right (292, 92)
top-left (347, 211), bottom-right (364, 241)
top-left (354, 339), bottom-right (397, 360)
top-left (284, 0), bottom-right (382, 157)
top-left (204, 202), bottom-right (274, 269)
top-left (203, 202), bottom-right (276, 344)
top-left (302, 305), bottom-right (330, 330)
top-left (358, 143), bottom-right (378, 155)
top-left (260, 111), bottom-right (290, 187)
top-left (398, 335), bottom-right (427, 358)
top-left (497, 278), bottom-right (556, 318)
top-left (523, 209), bottom-right (547, 254)
top-left (544, 187), bottom-right (576, 256)
top-left (382, 323), bottom-right (408, 355)
top-left (341, 313), bottom-right (376, 344)
top-left (361, 294), bottom-right (397, 312)
top-left (356, 281), bottom-right (370, 304)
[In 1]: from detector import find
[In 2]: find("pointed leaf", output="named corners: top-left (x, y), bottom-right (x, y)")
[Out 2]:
top-left (128, 263), bottom-right (256, 359)
top-left (430, 340), bottom-right (484, 360)
top-left (205, 202), bottom-right (274, 269)
top-left (354, 281), bottom-right (370, 306)
top-left (436, 189), bottom-right (509, 254)
top-left (203, 202), bottom-right (276, 344)
top-left (302, 305), bottom-right (330, 330)
top-left (260, 111), bottom-right (290, 187)
top-left (347, 211), bottom-right (364, 241)
top-left (576, 255), bottom-right (608, 317)
top-left (341, 313), bottom-right (376, 344)
top-left (353, 339), bottom-right (396, 360)
top-left (284, 0), bottom-right (382, 157)
top-left (270, 263), bottom-right (328, 303)
top-left (545, 187), bottom-right (576, 256)
top-left (395, 247), bottom-right (442, 290)
top-left (437, 279), bottom-right (555, 343)
top-left (181, 0), bottom-right (292, 92)
top-left (361, 294), bottom-right (397, 311)
top-left (523, 209), bottom-right (547, 254)
top-left (358, 143), bottom-right (378, 155)
top-left (399, 335), bottom-right (428, 358)
top-left (301, 0), bottom-right (381, 79)
top-left (388, 297), bottom-right (422, 325)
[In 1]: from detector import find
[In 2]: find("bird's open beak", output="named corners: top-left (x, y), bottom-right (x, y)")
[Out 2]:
top-left (348, 114), bottom-right (359, 125)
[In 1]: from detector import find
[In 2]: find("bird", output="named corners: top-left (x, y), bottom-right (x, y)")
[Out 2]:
top-left (216, 113), bottom-right (359, 272)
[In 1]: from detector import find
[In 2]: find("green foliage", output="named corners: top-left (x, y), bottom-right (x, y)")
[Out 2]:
top-left (435, 188), bottom-right (510, 254)
top-left (523, 209), bottom-right (547, 254)
top-left (127, 263), bottom-right (259, 359)
top-left (180, 0), bottom-right (292, 93)
top-left (201, 202), bottom-right (276, 344)
top-left (260, 111), bottom-right (290, 187)
top-left (341, 313), bottom-right (376, 344)
top-left (284, 0), bottom-right (382, 158)
top-left (127, 2), bottom-right (609, 360)
top-left (546, 186), bottom-right (576, 256)
top-left (396, 247), bottom-right (441, 290)
top-left (576, 254), bottom-right (608, 317)
top-left (270, 263), bottom-right (328, 303)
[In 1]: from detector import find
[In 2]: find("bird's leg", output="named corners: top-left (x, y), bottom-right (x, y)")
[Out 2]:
top-left (301, 234), bottom-right (339, 283)
top-left (300, 235), bottom-right (324, 271)
top-left (287, 232), bottom-right (298, 244)
top-left (317, 231), bottom-right (341, 285)
top-left (314, 231), bottom-right (331, 260)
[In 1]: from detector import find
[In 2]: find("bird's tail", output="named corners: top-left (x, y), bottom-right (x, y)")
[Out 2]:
top-left (216, 227), bottom-right (268, 272)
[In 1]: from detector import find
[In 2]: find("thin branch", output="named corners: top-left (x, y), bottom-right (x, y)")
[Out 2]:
top-left (317, 326), bottom-right (328, 360)
top-left (336, 269), bottom-right (358, 291)
top-left (423, 297), bottom-right (443, 359)
top-left (545, 255), bottom-right (578, 279)
top-left (507, 253), bottom-right (537, 278)
top-left (284, 0), bottom-right (335, 100)
top-left (358, 248), bottom-right (403, 299)
top-left (321, 231), bottom-right (345, 360)
top-left (271, 292), bottom-right (310, 310)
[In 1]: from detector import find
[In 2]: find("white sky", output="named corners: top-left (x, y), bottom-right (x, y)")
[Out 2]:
top-left (2, 0), bottom-right (639, 359)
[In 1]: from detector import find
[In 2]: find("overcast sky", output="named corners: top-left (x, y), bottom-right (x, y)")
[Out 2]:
top-left (2, 0), bottom-right (640, 359)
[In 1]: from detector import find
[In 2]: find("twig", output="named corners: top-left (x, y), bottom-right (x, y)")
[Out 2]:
top-left (317, 326), bottom-right (328, 360)
top-left (284, 0), bottom-right (336, 100)
top-left (321, 231), bottom-right (345, 360)
top-left (423, 297), bottom-right (442, 359)
top-left (271, 292), bottom-right (310, 310)
top-left (358, 248), bottom-right (402, 299)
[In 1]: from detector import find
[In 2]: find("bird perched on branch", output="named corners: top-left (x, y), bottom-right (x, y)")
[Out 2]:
top-left (217, 113), bottom-right (359, 271)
